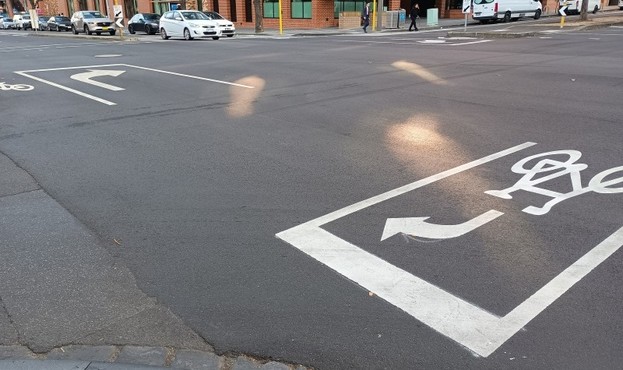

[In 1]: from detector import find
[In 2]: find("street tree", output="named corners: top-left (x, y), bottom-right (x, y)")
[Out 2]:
top-left (580, 0), bottom-right (588, 21)
top-left (253, 0), bottom-right (263, 33)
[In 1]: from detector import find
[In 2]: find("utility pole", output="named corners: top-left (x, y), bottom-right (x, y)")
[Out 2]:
top-left (579, 0), bottom-right (588, 21)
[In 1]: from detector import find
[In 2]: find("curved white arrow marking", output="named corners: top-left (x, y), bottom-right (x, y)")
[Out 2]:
top-left (70, 69), bottom-right (125, 91)
top-left (381, 210), bottom-right (504, 241)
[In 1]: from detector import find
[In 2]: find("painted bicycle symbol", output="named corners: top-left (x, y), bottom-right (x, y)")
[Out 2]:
top-left (0, 82), bottom-right (34, 91)
top-left (486, 150), bottom-right (623, 215)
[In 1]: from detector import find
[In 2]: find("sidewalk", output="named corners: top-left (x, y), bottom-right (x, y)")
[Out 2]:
top-left (0, 151), bottom-right (308, 370)
top-left (23, 10), bottom-right (623, 41)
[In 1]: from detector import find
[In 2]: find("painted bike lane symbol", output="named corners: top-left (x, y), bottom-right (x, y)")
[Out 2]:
top-left (0, 82), bottom-right (34, 91)
top-left (277, 142), bottom-right (623, 358)
top-left (485, 150), bottom-right (623, 215)
top-left (384, 149), bottom-right (623, 240)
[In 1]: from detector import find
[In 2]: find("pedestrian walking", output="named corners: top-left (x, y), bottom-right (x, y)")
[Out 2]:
top-left (408, 2), bottom-right (419, 31)
top-left (361, 2), bottom-right (370, 33)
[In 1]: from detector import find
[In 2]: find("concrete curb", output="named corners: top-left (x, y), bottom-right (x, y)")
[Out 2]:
top-left (446, 31), bottom-right (539, 38)
top-left (26, 31), bottom-right (139, 41)
top-left (0, 345), bottom-right (311, 370)
top-left (446, 18), bottom-right (623, 38)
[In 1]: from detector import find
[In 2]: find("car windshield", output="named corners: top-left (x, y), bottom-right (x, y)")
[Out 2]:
top-left (84, 12), bottom-right (104, 18)
top-left (181, 11), bottom-right (209, 20)
top-left (473, 0), bottom-right (494, 3)
top-left (40, 17), bottom-right (49, 21)
top-left (204, 12), bottom-right (224, 20)
top-left (24, 15), bottom-right (30, 19)
top-left (144, 14), bottom-right (160, 20)
top-left (58, 17), bottom-right (70, 21)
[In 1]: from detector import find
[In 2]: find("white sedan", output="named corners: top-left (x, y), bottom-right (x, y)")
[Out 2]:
top-left (159, 10), bottom-right (221, 40)
top-left (0, 16), bottom-right (15, 29)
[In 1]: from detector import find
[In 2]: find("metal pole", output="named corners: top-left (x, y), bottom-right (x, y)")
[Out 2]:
top-left (372, 0), bottom-right (376, 31)
top-left (278, 0), bottom-right (282, 35)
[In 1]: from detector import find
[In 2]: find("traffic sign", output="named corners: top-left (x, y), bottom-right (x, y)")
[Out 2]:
top-left (559, 5), bottom-right (568, 16)
top-left (462, 0), bottom-right (471, 13)
top-left (113, 4), bottom-right (123, 19)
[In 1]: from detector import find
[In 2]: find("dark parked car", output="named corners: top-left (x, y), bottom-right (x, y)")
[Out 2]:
top-left (128, 13), bottom-right (160, 35)
top-left (47, 16), bottom-right (72, 31)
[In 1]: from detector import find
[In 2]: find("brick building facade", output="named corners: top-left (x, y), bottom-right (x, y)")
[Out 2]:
top-left (2, 0), bottom-right (609, 29)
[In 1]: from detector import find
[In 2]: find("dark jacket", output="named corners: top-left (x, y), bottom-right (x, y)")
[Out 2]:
top-left (410, 6), bottom-right (419, 20)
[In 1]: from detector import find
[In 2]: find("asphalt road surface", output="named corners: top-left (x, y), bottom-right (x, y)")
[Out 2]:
top-left (1, 25), bottom-right (622, 369)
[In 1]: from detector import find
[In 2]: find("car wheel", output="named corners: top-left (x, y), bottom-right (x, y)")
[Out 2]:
top-left (145, 25), bottom-right (151, 34)
top-left (56, 27), bottom-right (60, 32)
top-left (128, 25), bottom-right (135, 34)
top-left (72, 25), bottom-right (78, 34)
top-left (183, 28), bottom-right (193, 40)
top-left (503, 11), bottom-right (511, 23)
top-left (592, 5), bottom-right (598, 14)
top-left (212, 36), bottom-right (219, 40)
top-left (534, 9), bottom-right (541, 20)
top-left (84, 25), bottom-right (92, 35)
top-left (227, 34), bottom-right (234, 37)
top-left (160, 28), bottom-right (169, 40)
top-left (110, 30), bottom-right (116, 35)
top-left (96, 31), bottom-right (101, 35)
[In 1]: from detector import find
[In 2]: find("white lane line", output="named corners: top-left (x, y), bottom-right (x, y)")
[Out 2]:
top-left (503, 226), bottom-right (623, 338)
top-left (449, 39), bottom-right (492, 46)
top-left (15, 63), bottom-right (254, 105)
top-left (15, 71), bottom-right (117, 106)
top-left (123, 64), bottom-right (255, 89)
top-left (16, 63), bottom-right (125, 73)
top-left (276, 142), bottom-right (623, 358)
top-left (301, 142), bottom-right (536, 228)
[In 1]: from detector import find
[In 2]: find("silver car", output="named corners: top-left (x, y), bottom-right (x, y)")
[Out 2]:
top-left (71, 10), bottom-right (115, 35)
top-left (0, 16), bottom-right (15, 29)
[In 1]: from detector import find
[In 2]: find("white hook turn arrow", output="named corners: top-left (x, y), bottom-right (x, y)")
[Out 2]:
top-left (70, 69), bottom-right (125, 91)
top-left (381, 210), bottom-right (504, 241)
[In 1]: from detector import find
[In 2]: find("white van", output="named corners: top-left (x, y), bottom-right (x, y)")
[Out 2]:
top-left (559, 0), bottom-right (601, 14)
top-left (472, 0), bottom-right (542, 23)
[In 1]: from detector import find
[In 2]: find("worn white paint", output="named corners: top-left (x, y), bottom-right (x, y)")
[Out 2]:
top-left (15, 71), bottom-right (117, 105)
top-left (485, 150), bottom-right (623, 215)
top-left (381, 210), bottom-right (504, 241)
top-left (15, 63), bottom-right (254, 106)
top-left (448, 40), bottom-right (492, 46)
top-left (70, 69), bottom-right (125, 91)
top-left (276, 142), bottom-right (623, 357)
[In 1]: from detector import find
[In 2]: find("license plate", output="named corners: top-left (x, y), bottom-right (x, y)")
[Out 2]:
top-left (102, 27), bottom-right (108, 30)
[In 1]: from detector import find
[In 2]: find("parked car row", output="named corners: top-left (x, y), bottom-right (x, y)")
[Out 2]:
top-left (0, 13), bottom-right (32, 29)
top-left (0, 10), bottom-right (236, 40)
top-left (0, 14), bottom-right (70, 31)
top-left (158, 10), bottom-right (236, 40)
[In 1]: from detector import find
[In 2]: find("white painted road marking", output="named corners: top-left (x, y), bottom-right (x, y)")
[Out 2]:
top-left (276, 142), bottom-right (623, 357)
top-left (485, 150), bottom-right (623, 215)
top-left (71, 69), bottom-right (125, 91)
top-left (15, 63), bottom-right (255, 105)
top-left (381, 210), bottom-right (504, 241)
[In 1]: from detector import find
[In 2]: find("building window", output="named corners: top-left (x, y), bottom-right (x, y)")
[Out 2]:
top-left (334, 0), bottom-right (365, 18)
top-left (264, 0), bottom-right (279, 18)
top-left (292, 0), bottom-right (311, 18)
top-left (446, 0), bottom-right (462, 9)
